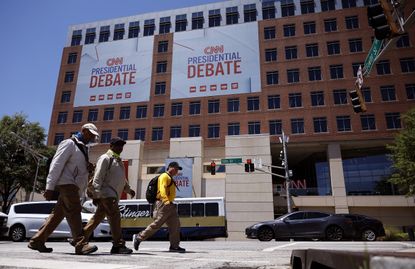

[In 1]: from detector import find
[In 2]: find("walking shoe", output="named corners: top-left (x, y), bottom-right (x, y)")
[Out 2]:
top-left (75, 244), bottom-right (98, 255)
top-left (111, 245), bottom-right (133, 254)
top-left (132, 234), bottom-right (141, 251)
top-left (169, 246), bottom-right (186, 253)
top-left (28, 241), bottom-right (53, 253)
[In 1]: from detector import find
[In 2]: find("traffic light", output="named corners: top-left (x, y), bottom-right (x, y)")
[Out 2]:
top-left (244, 159), bottom-right (254, 173)
top-left (367, 0), bottom-right (400, 40)
top-left (349, 88), bottom-right (367, 113)
top-left (210, 161), bottom-right (216, 175)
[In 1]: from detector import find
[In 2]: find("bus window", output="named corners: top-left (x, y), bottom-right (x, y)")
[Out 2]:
top-left (191, 203), bottom-right (204, 217)
top-left (205, 203), bottom-right (219, 216)
top-left (178, 203), bottom-right (190, 217)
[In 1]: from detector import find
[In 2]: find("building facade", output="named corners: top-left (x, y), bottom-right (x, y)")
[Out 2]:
top-left (48, 0), bottom-right (415, 239)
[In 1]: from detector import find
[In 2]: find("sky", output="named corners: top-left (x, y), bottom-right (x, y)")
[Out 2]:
top-left (0, 0), bottom-right (222, 133)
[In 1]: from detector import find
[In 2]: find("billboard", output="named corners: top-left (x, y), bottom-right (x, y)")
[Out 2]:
top-left (74, 37), bottom-right (154, 107)
top-left (171, 22), bottom-right (260, 99)
top-left (165, 158), bottom-right (193, 198)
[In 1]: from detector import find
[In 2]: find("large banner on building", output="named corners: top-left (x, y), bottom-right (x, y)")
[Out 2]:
top-left (165, 158), bottom-right (193, 198)
top-left (74, 37), bottom-right (153, 107)
top-left (171, 22), bottom-right (260, 99)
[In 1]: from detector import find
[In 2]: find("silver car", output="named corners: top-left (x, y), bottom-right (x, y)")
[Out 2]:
top-left (6, 201), bottom-right (111, 242)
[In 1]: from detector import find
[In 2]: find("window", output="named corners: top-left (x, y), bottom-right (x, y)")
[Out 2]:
top-left (128, 21), bottom-right (139, 38)
top-left (170, 126), bottom-right (181, 138)
top-left (208, 124), bottom-right (220, 138)
top-left (118, 129), bottom-right (128, 140)
top-left (283, 24), bottom-right (296, 37)
top-left (85, 28), bottom-right (96, 44)
top-left (333, 89), bottom-right (348, 104)
top-left (155, 82), bottom-right (166, 95)
top-left (189, 125), bottom-right (200, 137)
top-left (71, 30), bottom-right (82, 46)
top-left (248, 121), bottom-right (261, 134)
top-left (144, 19), bottom-right (155, 36)
top-left (361, 114), bottom-right (376, 130)
top-left (342, 0), bottom-right (356, 8)
top-left (285, 46), bottom-right (297, 60)
top-left (287, 69), bottom-right (300, 83)
top-left (291, 118), bottom-right (304, 134)
top-left (306, 43), bottom-right (319, 57)
top-left (99, 26), bottom-right (110, 42)
top-left (159, 16), bottom-right (171, 34)
top-left (301, 0), bottom-right (315, 14)
top-left (228, 122), bottom-right (240, 135)
top-left (336, 116), bottom-right (351, 132)
top-left (311, 91), bottom-right (324, 106)
top-left (308, 66), bottom-right (322, 81)
top-left (349, 38), bottom-right (363, 53)
top-left (88, 109), bottom-right (98, 122)
top-left (396, 34), bottom-right (410, 48)
top-left (262, 1), bottom-right (275, 19)
top-left (175, 14), bottom-right (187, 32)
top-left (189, 101), bottom-right (201, 115)
top-left (152, 127), bottom-right (163, 141)
top-left (268, 95), bottom-right (280, 109)
top-left (192, 12), bottom-right (204, 30)
top-left (67, 53), bottom-right (77, 64)
top-left (269, 120), bottom-right (282, 135)
top-left (57, 112), bottom-right (67, 124)
top-left (158, 41), bottom-right (168, 53)
top-left (156, 61), bottom-right (167, 73)
top-left (136, 105), bottom-right (147, 118)
top-left (324, 19), bottom-right (337, 32)
top-left (376, 60), bottom-right (391, 75)
top-left (120, 106), bottom-right (130, 120)
top-left (265, 48), bottom-right (277, 62)
top-left (385, 112), bottom-right (401, 129)
top-left (72, 110), bottom-right (82, 123)
top-left (345, 16), bottom-right (359, 29)
top-left (54, 133), bottom-right (64, 145)
top-left (400, 58), bottom-right (415, 73)
top-left (266, 71), bottom-right (279, 85)
top-left (61, 91), bottom-right (71, 103)
top-left (327, 41), bottom-right (340, 55)
top-left (406, 84), bottom-right (415, 100)
top-left (264, 27), bottom-right (275, 40)
top-left (281, 1), bottom-right (295, 17)
top-left (247, 96), bottom-right (260, 111)
top-left (380, 85), bottom-right (396, 101)
top-left (209, 9), bottom-right (221, 27)
top-left (64, 71), bottom-right (74, 83)
top-left (208, 99), bottom-right (220, 113)
top-left (103, 107), bottom-right (114, 121)
top-left (153, 104), bottom-right (165, 117)
top-left (171, 102), bottom-right (183, 116)
top-left (313, 117), bottom-right (328, 133)
top-left (362, 87), bottom-right (372, 103)
top-left (244, 4), bottom-right (256, 22)
top-left (113, 23), bottom-right (125, 40)
top-left (227, 98), bottom-right (239, 112)
top-left (101, 130), bottom-right (112, 143)
top-left (289, 93), bottom-right (302, 108)
top-left (226, 6), bottom-right (239, 25)
top-left (352, 62), bottom-right (364, 77)
top-left (304, 21), bottom-right (316, 34)
top-left (321, 0), bottom-right (335, 11)
top-left (135, 128), bottom-right (145, 141)
top-left (330, 65), bottom-right (344, 79)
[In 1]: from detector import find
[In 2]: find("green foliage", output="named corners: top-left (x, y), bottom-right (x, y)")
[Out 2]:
top-left (387, 108), bottom-right (415, 196)
top-left (380, 227), bottom-right (409, 241)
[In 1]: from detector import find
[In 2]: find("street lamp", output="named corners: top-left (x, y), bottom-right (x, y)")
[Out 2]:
top-left (279, 130), bottom-right (291, 213)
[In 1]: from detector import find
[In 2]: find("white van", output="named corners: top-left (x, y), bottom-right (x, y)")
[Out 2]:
top-left (7, 201), bottom-right (111, 242)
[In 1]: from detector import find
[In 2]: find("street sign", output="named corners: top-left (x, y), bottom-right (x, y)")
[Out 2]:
top-left (363, 39), bottom-right (383, 76)
top-left (221, 158), bottom-right (242, 164)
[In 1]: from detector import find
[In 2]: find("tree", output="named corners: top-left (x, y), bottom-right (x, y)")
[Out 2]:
top-left (387, 108), bottom-right (415, 196)
top-left (0, 113), bottom-right (53, 213)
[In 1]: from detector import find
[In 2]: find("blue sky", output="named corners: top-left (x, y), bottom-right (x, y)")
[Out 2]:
top-left (0, 0), bottom-right (221, 133)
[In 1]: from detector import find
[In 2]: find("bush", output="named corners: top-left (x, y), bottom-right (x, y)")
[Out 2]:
top-left (381, 227), bottom-right (409, 241)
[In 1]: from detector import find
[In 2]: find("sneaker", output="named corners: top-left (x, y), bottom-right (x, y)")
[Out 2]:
top-left (111, 245), bottom-right (133, 254)
top-left (28, 241), bottom-right (53, 253)
top-left (132, 234), bottom-right (141, 251)
top-left (169, 246), bottom-right (186, 253)
top-left (75, 244), bottom-right (98, 255)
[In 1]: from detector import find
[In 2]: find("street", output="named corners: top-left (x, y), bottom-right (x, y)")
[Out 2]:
top-left (0, 240), bottom-right (414, 269)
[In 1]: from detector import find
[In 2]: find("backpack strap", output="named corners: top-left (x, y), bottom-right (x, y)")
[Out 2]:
top-left (166, 172), bottom-right (179, 191)
top-left (71, 137), bottom-right (89, 163)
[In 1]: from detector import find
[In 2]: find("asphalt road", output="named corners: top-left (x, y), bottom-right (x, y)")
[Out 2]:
top-left (0, 240), bottom-right (414, 269)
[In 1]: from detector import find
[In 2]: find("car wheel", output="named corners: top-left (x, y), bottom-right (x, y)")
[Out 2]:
top-left (10, 225), bottom-right (26, 242)
top-left (325, 225), bottom-right (344, 241)
top-left (257, 227), bottom-right (274, 241)
top-left (361, 229), bottom-right (377, 241)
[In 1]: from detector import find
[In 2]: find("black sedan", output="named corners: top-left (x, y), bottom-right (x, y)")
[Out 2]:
top-left (245, 211), bottom-right (354, 241)
top-left (339, 214), bottom-right (385, 241)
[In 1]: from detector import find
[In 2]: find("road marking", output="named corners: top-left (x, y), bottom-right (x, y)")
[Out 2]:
top-left (263, 242), bottom-right (298, 252)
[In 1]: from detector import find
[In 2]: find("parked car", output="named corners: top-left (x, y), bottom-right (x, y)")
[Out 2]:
top-left (339, 213), bottom-right (385, 241)
top-left (5, 201), bottom-right (111, 242)
top-left (0, 212), bottom-right (8, 237)
top-left (245, 211), bottom-right (354, 241)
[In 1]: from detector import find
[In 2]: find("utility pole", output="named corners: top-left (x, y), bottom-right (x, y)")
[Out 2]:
top-left (279, 130), bottom-right (291, 213)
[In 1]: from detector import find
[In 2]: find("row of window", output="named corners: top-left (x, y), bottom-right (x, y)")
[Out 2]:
top-left (53, 112), bottom-right (401, 145)
top-left (70, 0), bottom-right (378, 46)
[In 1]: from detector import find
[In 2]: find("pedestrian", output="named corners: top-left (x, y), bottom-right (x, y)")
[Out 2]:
top-left (80, 137), bottom-right (135, 254)
top-left (28, 123), bottom-right (99, 255)
top-left (132, 161), bottom-right (185, 253)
